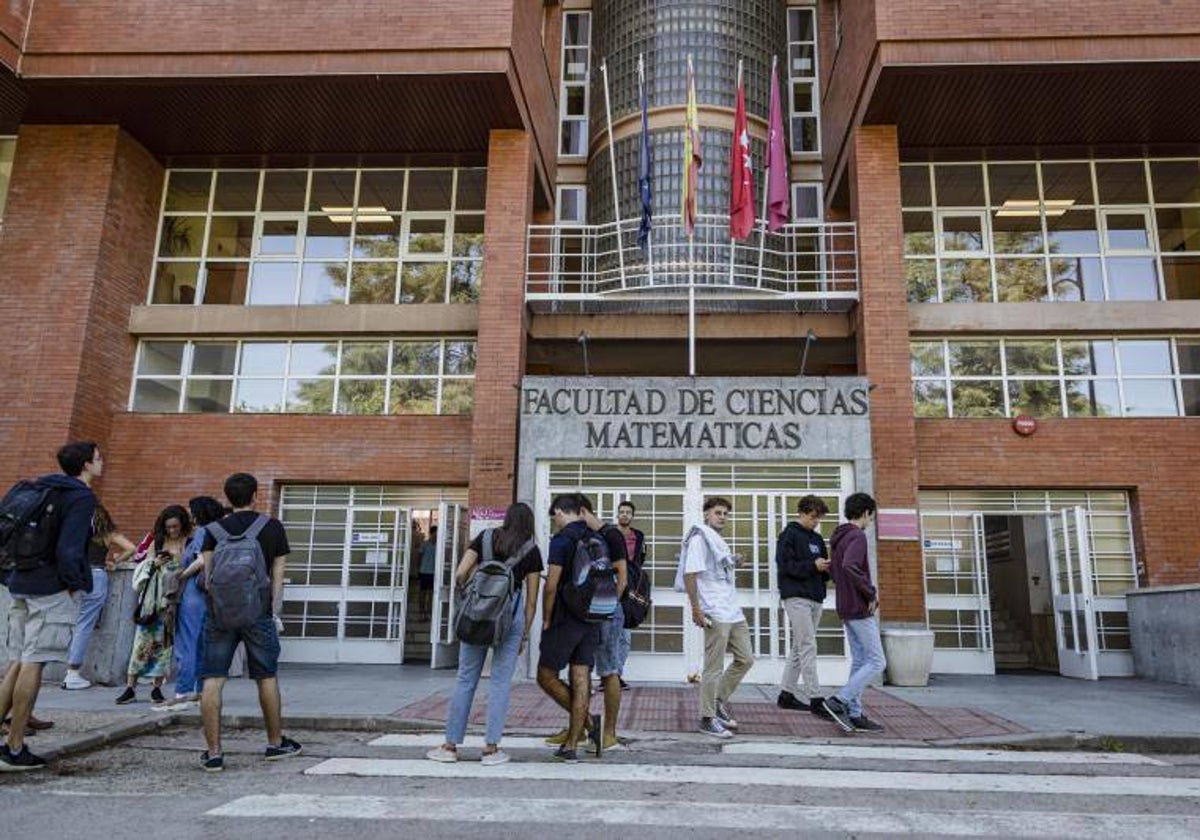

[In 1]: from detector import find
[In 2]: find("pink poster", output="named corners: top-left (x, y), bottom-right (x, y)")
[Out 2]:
top-left (876, 508), bottom-right (920, 541)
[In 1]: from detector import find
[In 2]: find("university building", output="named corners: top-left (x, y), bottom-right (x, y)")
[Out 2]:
top-left (1, 2), bottom-right (1197, 681)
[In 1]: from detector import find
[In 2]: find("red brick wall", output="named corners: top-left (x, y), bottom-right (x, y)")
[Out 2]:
top-left (917, 419), bottom-right (1200, 587)
top-left (875, 1), bottom-right (1200, 40)
top-left (0, 125), bottom-right (161, 485)
top-left (848, 125), bottom-right (925, 621)
top-left (102, 414), bottom-right (472, 538)
top-left (469, 130), bottom-right (534, 508)
top-left (0, 0), bottom-right (27, 69)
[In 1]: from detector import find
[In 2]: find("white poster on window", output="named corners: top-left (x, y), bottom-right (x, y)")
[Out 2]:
top-left (363, 550), bottom-right (390, 566)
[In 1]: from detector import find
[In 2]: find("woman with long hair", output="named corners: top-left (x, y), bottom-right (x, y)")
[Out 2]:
top-left (116, 504), bottom-right (192, 705)
top-left (427, 503), bottom-right (542, 766)
top-left (61, 505), bottom-right (137, 690)
top-left (156, 496), bottom-right (227, 709)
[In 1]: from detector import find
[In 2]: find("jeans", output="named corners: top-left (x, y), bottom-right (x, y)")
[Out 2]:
top-left (593, 603), bottom-right (625, 678)
top-left (202, 614), bottom-right (280, 681)
top-left (67, 568), bottom-right (108, 668)
top-left (173, 578), bottom-right (207, 695)
top-left (616, 628), bottom-right (632, 676)
top-left (779, 597), bottom-right (823, 702)
top-left (445, 593), bottom-right (524, 746)
top-left (836, 615), bottom-right (887, 718)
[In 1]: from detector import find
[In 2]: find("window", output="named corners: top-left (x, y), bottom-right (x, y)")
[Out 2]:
top-left (559, 12), bottom-right (591, 158)
top-left (898, 158), bottom-right (1200, 303)
top-left (912, 336), bottom-right (1199, 418)
top-left (150, 167), bottom-right (485, 306)
top-left (130, 338), bottom-right (475, 415)
top-left (791, 183), bottom-right (822, 223)
top-left (787, 6), bottom-right (820, 154)
top-left (0, 137), bottom-right (16, 232)
top-left (556, 186), bottom-right (587, 224)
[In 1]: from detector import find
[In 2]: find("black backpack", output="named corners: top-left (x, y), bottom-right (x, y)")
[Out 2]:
top-left (560, 528), bottom-right (619, 624)
top-left (0, 480), bottom-right (64, 573)
top-left (622, 557), bottom-right (652, 629)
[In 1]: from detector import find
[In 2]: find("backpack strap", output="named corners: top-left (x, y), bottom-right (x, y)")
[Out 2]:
top-left (482, 528), bottom-right (494, 563)
top-left (206, 521), bottom-right (229, 543)
top-left (243, 514), bottom-right (271, 542)
top-left (503, 537), bottom-right (536, 570)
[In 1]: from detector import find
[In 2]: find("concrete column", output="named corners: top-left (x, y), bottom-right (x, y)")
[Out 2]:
top-left (469, 129), bottom-right (535, 508)
top-left (849, 125), bottom-right (925, 623)
top-left (0, 125), bottom-right (163, 483)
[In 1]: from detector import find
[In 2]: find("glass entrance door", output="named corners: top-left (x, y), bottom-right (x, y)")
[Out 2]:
top-left (430, 503), bottom-right (469, 669)
top-left (1045, 506), bottom-right (1100, 680)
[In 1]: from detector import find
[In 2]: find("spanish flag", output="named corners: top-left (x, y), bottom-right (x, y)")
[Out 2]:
top-left (681, 54), bottom-right (702, 238)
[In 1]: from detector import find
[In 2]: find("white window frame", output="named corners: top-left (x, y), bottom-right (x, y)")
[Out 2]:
top-left (787, 5), bottom-right (821, 157)
top-left (936, 209), bottom-right (990, 258)
top-left (791, 182), bottom-right (823, 223)
top-left (1100, 207), bottom-right (1155, 255)
top-left (556, 185), bottom-right (587, 224)
top-left (558, 11), bottom-right (591, 160)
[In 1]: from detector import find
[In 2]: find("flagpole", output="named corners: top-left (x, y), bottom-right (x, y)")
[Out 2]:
top-left (686, 54), bottom-right (697, 376)
top-left (729, 58), bottom-right (743, 287)
top-left (639, 53), bottom-right (654, 287)
top-left (600, 58), bottom-right (627, 290)
top-left (756, 55), bottom-right (777, 289)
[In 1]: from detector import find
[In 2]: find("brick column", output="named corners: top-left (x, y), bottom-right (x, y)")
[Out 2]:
top-left (0, 126), bottom-right (163, 484)
top-left (469, 130), bottom-right (535, 508)
top-left (848, 125), bottom-right (925, 622)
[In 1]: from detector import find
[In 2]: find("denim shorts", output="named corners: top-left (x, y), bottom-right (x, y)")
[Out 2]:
top-left (593, 603), bottom-right (626, 678)
top-left (201, 614), bottom-right (280, 681)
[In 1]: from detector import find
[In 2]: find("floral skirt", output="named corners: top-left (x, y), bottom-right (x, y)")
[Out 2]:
top-left (127, 618), bottom-right (173, 680)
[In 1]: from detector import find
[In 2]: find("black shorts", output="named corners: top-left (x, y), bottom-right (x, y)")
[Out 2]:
top-left (418, 573), bottom-right (435, 592)
top-left (538, 613), bottom-right (601, 672)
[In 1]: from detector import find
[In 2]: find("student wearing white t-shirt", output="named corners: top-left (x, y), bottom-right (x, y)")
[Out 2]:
top-left (678, 497), bottom-right (754, 739)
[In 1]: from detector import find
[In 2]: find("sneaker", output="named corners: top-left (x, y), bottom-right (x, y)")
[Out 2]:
top-left (115, 687), bottom-right (136, 705)
top-left (0, 744), bottom-right (47, 772)
top-left (480, 749), bottom-right (510, 766)
top-left (264, 735), bottom-right (303, 761)
top-left (199, 751), bottom-right (224, 772)
top-left (714, 700), bottom-right (739, 730)
top-left (777, 690), bottom-right (809, 711)
top-left (822, 697), bottom-right (855, 733)
top-left (601, 732), bottom-right (621, 751)
top-left (587, 714), bottom-right (602, 757)
top-left (699, 717), bottom-right (733, 739)
top-left (544, 728), bottom-right (569, 746)
top-left (619, 678), bottom-right (630, 691)
top-left (150, 686), bottom-right (165, 704)
top-left (809, 696), bottom-right (832, 720)
top-left (426, 745), bottom-right (458, 763)
top-left (851, 715), bottom-right (885, 733)
top-left (551, 746), bottom-right (578, 763)
top-left (62, 671), bottom-right (91, 691)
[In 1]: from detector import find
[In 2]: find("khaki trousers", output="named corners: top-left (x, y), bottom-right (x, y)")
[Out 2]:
top-left (779, 596), bottom-right (823, 702)
top-left (699, 619), bottom-right (754, 718)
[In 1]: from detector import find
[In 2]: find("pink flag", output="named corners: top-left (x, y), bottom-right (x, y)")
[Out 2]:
top-left (765, 60), bottom-right (790, 232)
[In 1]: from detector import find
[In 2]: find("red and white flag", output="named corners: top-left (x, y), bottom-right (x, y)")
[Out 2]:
top-left (729, 71), bottom-right (755, 241)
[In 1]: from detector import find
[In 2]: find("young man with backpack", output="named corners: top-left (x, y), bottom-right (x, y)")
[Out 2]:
top-left (197, 472), bottom-right (300, 771)
top-left (677, 496), bottom-right (754, 739)
top-left (614, 500), bottom-right (647, 690)
top-left (536, 494), bottom-right (619, 762)
top-left (577, 496), bottom-right (627, 752)
top-left (776, 495), bottom-right (832, 715)
top-left (0, 441), bottom-right (100, 771)
top-left (822, 492), bottom-right (887, 734)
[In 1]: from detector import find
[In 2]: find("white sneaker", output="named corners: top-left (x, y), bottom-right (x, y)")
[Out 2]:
top-left (61, 672), bottom-right (91, 691)
top-left (426, 746), bottom-right (458, 763)
top-left (699, 718), bottom-right (733, 739)
top-left (480, 750), bottom-right (510, 766)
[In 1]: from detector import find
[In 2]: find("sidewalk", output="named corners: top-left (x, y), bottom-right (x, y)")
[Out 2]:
top-left (26, 663), bottom-right (1200, 753)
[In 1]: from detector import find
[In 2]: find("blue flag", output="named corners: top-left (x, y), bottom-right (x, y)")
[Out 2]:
top-left (637, 73), bottom-right (653, 253)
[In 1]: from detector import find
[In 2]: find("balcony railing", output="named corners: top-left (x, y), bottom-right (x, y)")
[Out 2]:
top-left (525, 214), bottom-right (858, 314)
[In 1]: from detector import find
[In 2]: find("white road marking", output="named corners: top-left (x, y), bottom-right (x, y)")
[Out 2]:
top-left (369, 735), bottom-right (573, 750)
top-left (722, 742), bottom-right (1169, 766)
top-left (207, 794), bottom-right (1200, 837)
top-left (303, 758), bottom-right (1200, 799)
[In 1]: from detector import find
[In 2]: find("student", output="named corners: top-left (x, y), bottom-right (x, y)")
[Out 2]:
top-left (427, 504), bottom-right (542, 766)
top-left (578, 496), bottom-right (627, 751)
top-left (776, 495), bottom-right (831, 714)
top-left (680, 497), bottom-right (753, 739)
top-left (613, 500), bottom-right (645, 690)
top-left (536, 494), bottom-right (602, 762)
top-left (822, 493), bottom-right (887, 734)
top-left (197, 473), bottom-right (300, 772)
top-left (418, 525), bottom-right (438, 621)
top-left (0, 441), bottom-right (100, 771)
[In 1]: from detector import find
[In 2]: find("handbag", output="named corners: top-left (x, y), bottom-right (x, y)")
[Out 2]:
top-left (132, 565), bottom-right (161, 626)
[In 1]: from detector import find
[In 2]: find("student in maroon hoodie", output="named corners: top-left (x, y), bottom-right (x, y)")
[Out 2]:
top-left (821, 493), bottom-right (887, 733)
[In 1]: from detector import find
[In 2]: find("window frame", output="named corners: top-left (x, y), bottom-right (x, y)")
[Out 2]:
top-left (786, 4), bottom-right (821, 157)
top-left (557, 11), bottom-right (592, 160)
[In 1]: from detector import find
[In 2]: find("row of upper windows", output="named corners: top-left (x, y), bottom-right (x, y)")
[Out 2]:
top-left (911, 336), bottom-right (1200, 419)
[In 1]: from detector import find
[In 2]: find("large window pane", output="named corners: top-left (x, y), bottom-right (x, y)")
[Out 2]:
top-left (258, 219), bottom-right (300, 256)
top-left (900, 166), bottom-right (932, 207)
top-left (299, 263), bottom-right (346, 305)
top-left (400, 262), bottom-right (447, 303)
top-left (988, 164), bottom-right (1039, 207)
top-left (190, 342), bottom-right (237, 376)
top-left (913, 381), bottom-right (948, 417)
top-left (1095, 161), bottom-right (1148, 204)
top-left (289, 342), bottom-right (340, 377)
top-left (1149, 159), bottom-right (1200, 204)
top-left (202, 262), bottom-right (249, 304)
top-left (406, 218), bottom-right (447, 254)
top-left (205, 215), bottom-right (253, 258)
top-left (1065, 379), bottom-right (1121, 417)
top-left (407, 170), bottom-right (454, 211)
top-left (934, 164), bottom-right (985, 207)
top-left (212, 172), bottom-right (259, 212)
top-left (940, 259), bottom-right (992, 301)
top-left (389, 379), bottom-right (437, 414)
top-left (1162, 256), bottom-right (1200, 300)
top-left (239, 342), bottom-right (288, 376)
top-left (905, 260), bottom-right (938, 302)
top-left (247, 262), bottom-right (298, 305)
top-left (1182, 379), bottom-right (1200, 416)
top-left (455, 170), bottom-right (486, 211)
top-left (950, 381), bottom-right (1004, 417)
top-left (336, 379), bottom-right (386, 415)
top-left (340, 342), bottom-right (389, 376)
top-left (1155, 207), bottom-right (1200, 252)
top-left (304, 215), bottom-right (351, 259)
top-left (353, 217), bottom-right (400, 259)
top-left (991, 213), bottom-right (1043, 254)
top-left (164, 172), bottom-right (211, 212)
top-left (1105, 258), bottom-right (1159, 300)
top-left (1046, 209), bottom-right (1100, 253)
top-left (284, 379), bottom-right (333, 413)
top-left (1005, 341), bottom-right (1058, 375)
top-left (184, 379), bottom-right (233, 413)
top-left (903, 212), bottom-right (934, 255)
top-left (1061, 340), bottom-right (1117, 376)
top-left (158, 216), bottom-right (206, 258)
top-left (995, 258), bottom-right (1047, 301)
top-left (1177, 340), bottom-right (1200, 375)
top-left (1104, 213), bottom-right (1151, 251)
top-left (949, 342), bottom-right (1001, 376)
top-left (260, 171), bottom-right (307, 212)
top-left (911, 342), bottom-right (946, 377)
top-left (440, 380), bottom-right (474, 415)
top-left (940, 214), bottom-right (986, 253)
top-left (358, 171), bottom-right (405, 214)
top-left (452, 214), bottom-right (485, 257)
top-left (1118, 340), bottom-right (1173, 375)
top-left (349, 263), bottom-right (397, 304)
top-left (138, 342), bottom-right (185, 376)
top-left (392, 342), bottom-right (440, 375)
top-left (308, 171), bottom-right (356, 213)
top-left (443, 342), bottom-right (477, 375)
top-left (1008, 380), bottom-right (1062, 417)
top-left (132, 379), bottom-right (183, 412)
top-left (152, 263), bottom-right (201, 304)
top-left (1050, 257), bottom-right (1104, 301)
top-left (234, 379), bottom-right (284, 412)
top-left (1122, 379), bottom-right (1178, 416)
top-left (450, 260), bottom-right (482, 303)
top-left (1040, 163), bottom-right (1095, 205)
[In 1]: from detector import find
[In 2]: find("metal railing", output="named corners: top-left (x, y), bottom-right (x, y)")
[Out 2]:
top-left (525, 214), bottom-right (858, 314)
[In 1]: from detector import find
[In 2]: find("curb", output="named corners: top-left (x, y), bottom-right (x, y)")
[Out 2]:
top-left (935, 730), bottom-right (1200, 755)
top-left (42, 713), bottom-right (180, 761)
top-left (174, 712), bottom-right (444, 733)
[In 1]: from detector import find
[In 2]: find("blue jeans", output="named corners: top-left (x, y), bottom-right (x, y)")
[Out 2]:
top-left (173, 578), bottom-right (207, 695)
top-left (593, 603), bottom-right (625, 678)
top-left (202, 614), bottom-right (279, 681)
top-left (617, 628), bottom-right (632, 676)
top-left (67, 568), bottom-right (108, 668)
top-left (444, 593), bottom-right (524, 746)
top-left (836, 615), bottom-right (887, 718)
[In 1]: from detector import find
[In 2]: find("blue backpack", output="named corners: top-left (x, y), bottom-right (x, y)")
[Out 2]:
top-left (560, 528), bottom-right (618, 624)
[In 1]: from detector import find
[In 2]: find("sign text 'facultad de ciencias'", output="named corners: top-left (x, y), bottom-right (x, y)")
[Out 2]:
top-left (521, 380), bottom-right (869, 452)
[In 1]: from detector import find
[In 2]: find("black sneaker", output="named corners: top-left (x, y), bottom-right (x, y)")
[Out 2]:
top-left (587, 714), bottom-right (602, 757)
top-left (619, 678), bottom-right (630, 691)
top-left (777, 690), bottom-right (810, 711)
top-left (551, 746), bottom-right (578, 763)
top-left (0, 744), bottom-right (47, 772)
top-left (809, 696), bottom-right (832, 720)
top-left (150, 686), bottom-right (165, 704)
top-left (199, 751), bottom-right (224, 772)
top-left (264, 735), bottom-right (303, 761)
top-left (822, 697), bottom-right (855, 733)
top-left (851, 715), bottom-right (885, 733)
top-left (115, 687), bottom-right (136, 705)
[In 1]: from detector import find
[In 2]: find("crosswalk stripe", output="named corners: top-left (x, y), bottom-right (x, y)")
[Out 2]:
top-left (304, 758), bottom-right (1200, 798)
top-left (721, 742), bottom-right (1169, 766)
top-left (207, 794), bottom-right (1200, 836)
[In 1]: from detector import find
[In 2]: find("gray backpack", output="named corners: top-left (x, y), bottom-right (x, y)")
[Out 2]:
top-left (205, 515), bottom-right (272, 631)
top-left (454, 530), bottom-right (535, 647)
